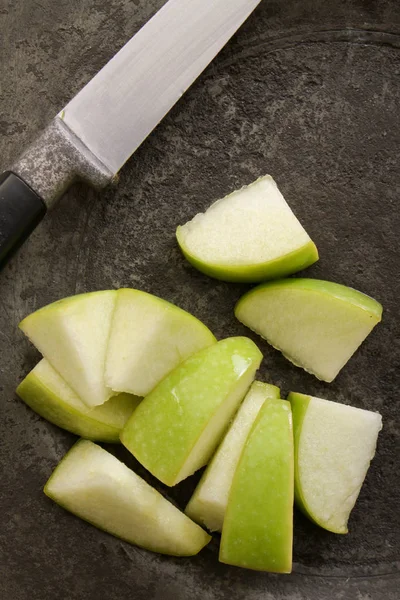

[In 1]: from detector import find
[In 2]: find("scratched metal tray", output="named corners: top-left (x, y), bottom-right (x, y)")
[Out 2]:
top-left (0, 1), bottom-right (399, 599)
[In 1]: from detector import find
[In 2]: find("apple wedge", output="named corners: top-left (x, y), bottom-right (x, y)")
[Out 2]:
top-left (235, 278), bottom-right (383, 382)
top-left (185, 381), bottom-right (280, 532)
top-left (121, 337), bottom-right (263, 486)
top-left (176, 175), bottom-right (318, 283)
top-left (289, 392), bottom-right (382, 534)
top-left (19, 291), bottom-right (117, 407)
top-left (105, 288), bottom-right (216, 397)
top-left (45, 440), bottom-right (211, 556)
top-left (17, 359), bottom-right (140, 443)
top-left (220, 398), bottom-right (294, 573)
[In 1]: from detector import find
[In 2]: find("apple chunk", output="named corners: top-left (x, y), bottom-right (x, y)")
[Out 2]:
top-left (185, 381), bottom-right (280, 532)
top-left (121, 337), bottom-right (263, 486)
top-left (289, 392), bottom-right (382, 534)
top-left (17, 359), bottom-right (140, 443)
top-left (220, 398), bottom-right (294, 573)
top-left (19, 291), bottom-right (117, 407)
top-left (176, 175), bottom-right (318, 282)
top-left (235, 278), bottom-right (382, 382)
top-left (45, 440), bottom-right (211, 556)
top-left (105, 288), bottom-right (216, 397)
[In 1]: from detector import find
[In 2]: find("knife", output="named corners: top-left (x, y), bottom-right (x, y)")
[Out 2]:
top-left (0, 0), bottom-right (262, 268)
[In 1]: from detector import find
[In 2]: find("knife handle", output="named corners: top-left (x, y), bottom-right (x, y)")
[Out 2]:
top-left (0, 118), bottom-right (113, 269)
top-left (0, 171), bottom-right (47, 268)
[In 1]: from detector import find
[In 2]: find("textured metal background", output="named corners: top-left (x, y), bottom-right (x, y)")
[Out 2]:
top-left (0, 1), bottom-right (399, 598)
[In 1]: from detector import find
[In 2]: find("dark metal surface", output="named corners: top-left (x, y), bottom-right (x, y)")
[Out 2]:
top-left (0, 1), bottom-right (399, 598)
top-left (12, 118), bottom-right (113, 207)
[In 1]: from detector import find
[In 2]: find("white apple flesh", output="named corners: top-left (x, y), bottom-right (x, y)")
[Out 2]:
top-left (176, 175), bottom-right (318, 282)
top-left (45, 440), bottom-right (211, 556)
top-left (105, 288), bottom-right (216, 397)
top-left (19, 291), bottom-right (117, 407)
top-left (185, 381), bottom-right (280, 532)
top-left (236, 278), bottom-right (383, 382)
top-left (289, 392), bottom-right (382, 533)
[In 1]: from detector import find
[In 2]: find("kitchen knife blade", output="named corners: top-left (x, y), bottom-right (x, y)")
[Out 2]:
top-left (64, 0), bottom-right (263, 175)
top-left (0, 0), bottom-right (263, 268)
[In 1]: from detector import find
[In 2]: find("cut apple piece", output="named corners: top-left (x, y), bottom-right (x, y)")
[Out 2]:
top-left (105, 288), bottom-right (216, 397)
top-left (235, 278), bottom-right (383, 382)
top-left (220, 398), bottom-right (294, 573)
top-left (19, 291), bottom-right (117, 407)
top-left (17, 359), bottom-right (140, 443)
top-left (121, 337), bottom-right (263, 486)
top-left (176, 175), bottom-right (318, 283)
top-left (185, 381), bottom-right (280, 532)
top-left (289, 392), bottom-right (382, 534)
top-left (45, 440), bottom-right (211, 556)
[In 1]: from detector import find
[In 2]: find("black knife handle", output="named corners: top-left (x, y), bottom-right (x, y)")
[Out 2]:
top-left (0, 171), bottom-right (47, 268)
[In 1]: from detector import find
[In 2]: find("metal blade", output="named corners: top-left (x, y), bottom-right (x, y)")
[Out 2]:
top-left (62, 0), bottom-right (262, 175)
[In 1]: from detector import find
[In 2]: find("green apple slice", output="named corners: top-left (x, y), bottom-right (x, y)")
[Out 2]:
top-left (176, 175), bottom-right (318, 283)
top-left (19, 291), bottom-right (117, 407)
top-left (185, 381), bottom-right (280, 532)
top-left (235, 278), bottom-right (383, 382)
top-left (105, 288), bottom-right (216, 397)
top-left (220, 398), bottom-right (294, 573)
top-left (45, 440), bottom-right (211, 556)
top-left (121, 337), bottom-right (263, 486)
top-left (289, 392), bottom-right (382, 534)
top-left (17, 359), bottom-right (141, 443)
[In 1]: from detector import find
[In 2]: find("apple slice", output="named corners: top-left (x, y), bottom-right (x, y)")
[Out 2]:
top-left (45, 440), bottom-right (211, 556)
top-left (235, 278), bottom-right (383, 382)
top-left (176, 175), bottom-right (318, 283)
top-left (19, 291), bottom-right (117, 407)
top-left (105, 288), bottom-right (216, 397)
top-left (121, 337), bottom-right (263, 486)
top-left (289, 392), bottom-right (382, 534)
top-left (185, 381), bottom-right (280, 532)
top-left (220, 398), bottom-right (294, 573)
top-left (17, 359), bottom-right (141, 443)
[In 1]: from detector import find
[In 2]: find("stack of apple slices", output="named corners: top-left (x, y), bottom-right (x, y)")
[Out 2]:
top-left (17, 288), bottom-right (382, 570)
top-left (16, 290), bottom-right (266, 558)
top-left (18, 289), bottom-right (217, 408)
top-left (15, 174), bottom-right (385, 569)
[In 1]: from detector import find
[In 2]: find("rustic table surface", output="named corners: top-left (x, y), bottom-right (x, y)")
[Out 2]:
top-left (0, 1), bottom-right (399, 598)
